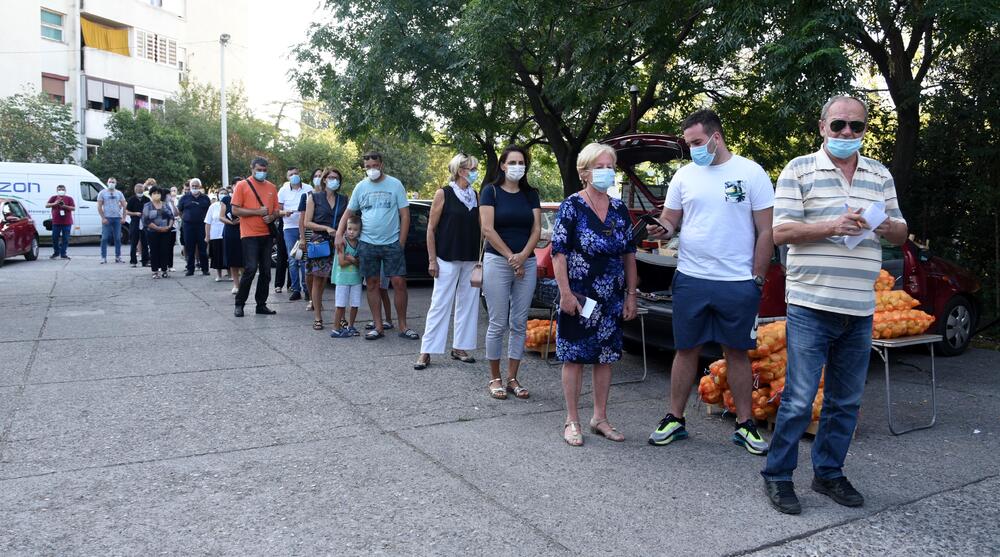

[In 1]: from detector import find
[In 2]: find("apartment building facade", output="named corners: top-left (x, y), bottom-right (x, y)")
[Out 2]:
top-left (0, 0), bottom-right (248, 162)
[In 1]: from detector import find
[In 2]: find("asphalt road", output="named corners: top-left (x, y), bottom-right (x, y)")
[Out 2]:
top-left (1, 246), bottom-right (998, 555)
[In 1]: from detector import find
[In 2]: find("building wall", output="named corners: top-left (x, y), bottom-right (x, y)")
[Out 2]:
top-left (0, 0), bottom-right (248, 161)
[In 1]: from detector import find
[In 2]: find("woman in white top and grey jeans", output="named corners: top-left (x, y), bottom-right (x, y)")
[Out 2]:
top-left (480, 145), bottom-right (541, 400)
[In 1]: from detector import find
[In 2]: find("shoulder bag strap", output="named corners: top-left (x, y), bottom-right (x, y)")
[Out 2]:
top-left (244, 179), bottom-right (267, 209)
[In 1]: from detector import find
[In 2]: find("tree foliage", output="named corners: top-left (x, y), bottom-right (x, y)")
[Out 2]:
top-left (0, 91), bottom-right (78, 163)
top-left (85, 110), bottom-right (195, 186)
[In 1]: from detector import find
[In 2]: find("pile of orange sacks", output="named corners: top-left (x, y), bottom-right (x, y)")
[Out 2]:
top-left (525, 319), bottom-right (557, 348)
top-left (872, 270), bottom-right (935, 339)
top-left (698, 321), bottom-right (824, 423)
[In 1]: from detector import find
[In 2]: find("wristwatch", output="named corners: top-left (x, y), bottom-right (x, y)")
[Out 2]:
top-left (753, 275), bottom-right (765, 288)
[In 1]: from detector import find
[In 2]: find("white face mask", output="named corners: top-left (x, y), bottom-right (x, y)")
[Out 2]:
top-left (505, 164), bottom-right (526, 181)
top-left (365, 168), bottom-right (381, 181)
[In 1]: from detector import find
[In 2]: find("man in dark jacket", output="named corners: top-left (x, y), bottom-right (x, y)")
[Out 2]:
top-left (126, 183), bottom-right (149, 267)
top-left (178, 178), bottom-right (211, 276)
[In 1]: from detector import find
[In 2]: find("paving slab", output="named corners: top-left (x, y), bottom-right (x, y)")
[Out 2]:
top-left (27, 328), bottom-right (291, 383)
top-left (0, 365), bottom-right (371, 478)
top-left (0, 434), bottom-right (563, 556)
top-left (745, 475), bottom-right (1000, 556)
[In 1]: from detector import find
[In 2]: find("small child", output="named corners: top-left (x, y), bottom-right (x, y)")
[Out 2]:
top-left (330, 216), bottom-right (363, 338)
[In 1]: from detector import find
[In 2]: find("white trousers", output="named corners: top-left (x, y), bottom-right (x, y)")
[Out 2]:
top-left (420, 258), bottom-right (480, 354)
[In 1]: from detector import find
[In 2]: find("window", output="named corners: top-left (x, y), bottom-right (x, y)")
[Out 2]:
top-left (86, 78), bottom-right (134, 113)
top-left (8, 201), bottom-right (28, 219)
top-left (42, 74), bottom-right (68, 104)
top-left (81, 182), bottom-right (103, 202)
top-left (135, 29), bottom-right (178, 67)
top-left (41, 9), bottom-right (64, 42)
top-left (85, 139), bottom-right (102, 160)
top-left (150, 98), bottom-right (164, 111)
top-left (135, 94), bottom-right (149, 110)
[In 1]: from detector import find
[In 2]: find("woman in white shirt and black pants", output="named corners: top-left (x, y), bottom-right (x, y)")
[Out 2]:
top-left (205, 193), bottom-right (227, 281)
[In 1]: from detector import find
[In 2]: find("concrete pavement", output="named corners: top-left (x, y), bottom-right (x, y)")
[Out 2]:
top-left (1, 246), bottom-right (998, 555)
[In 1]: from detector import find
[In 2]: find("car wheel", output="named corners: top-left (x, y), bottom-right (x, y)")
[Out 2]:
top-left (937, 296), bottom-right (974, 356)
top-left (24, 236), bottom-right (39, 261)
top-left (0, 238), bottom-right (6, 267)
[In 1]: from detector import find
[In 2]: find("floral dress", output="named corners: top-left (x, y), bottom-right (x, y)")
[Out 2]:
top-left (551, 193), bottom-right (636, 364)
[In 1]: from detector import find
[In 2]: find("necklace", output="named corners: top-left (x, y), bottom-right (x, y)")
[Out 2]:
top-left (583, 189), bottom-right (615, 236)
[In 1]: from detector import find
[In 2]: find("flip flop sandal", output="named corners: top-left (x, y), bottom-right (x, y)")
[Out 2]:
top-left (488, 379), bottom-right (507, 400)
top-left (365, 330), bottom-right (385, 340)
top-left (330, 328), bottom-right (352, 338)
top-left (563, 422), bottom-right (584, 446)
top-left (274, 287), bottom-right (283, 293)
top-left (398, 328), bottom-right (420, 340)
top-left (383, 321), bottom-right (394, 330)
top-left (450, 350), bottom-right (476, 363)
top-left (312, 319), bottom-right (324, 330)
top-left (365, 321), bottom-right (376, 330)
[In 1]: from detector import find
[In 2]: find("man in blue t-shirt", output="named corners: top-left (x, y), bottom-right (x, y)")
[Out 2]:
top-left (336, 151), bottom-right (418, 341)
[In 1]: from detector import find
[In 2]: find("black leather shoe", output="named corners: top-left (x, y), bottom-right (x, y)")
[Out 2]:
top-left (202, 270), bottom-right (210, 276)
top-left (234, 306), bottom-right (245, 317)
top-left (185, 271), bottom-right (195, 276)
top-left (812, 476), bottom-right (864, 507)
top-left (289, 291), bottom-right (302, 301)
top-left (764, 479), bottom-right (801, 515)
top-left (255, 306), bottom-right (277, 315)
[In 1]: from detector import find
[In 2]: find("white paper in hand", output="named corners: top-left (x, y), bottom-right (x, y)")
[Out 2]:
top-left (844, 201), bottom-right (887, 250)
top-left (580, 297), bottom-right (598, 319)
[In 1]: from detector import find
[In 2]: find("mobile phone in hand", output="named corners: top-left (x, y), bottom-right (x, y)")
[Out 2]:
top-left (639, 213), bottom-right (668, 231)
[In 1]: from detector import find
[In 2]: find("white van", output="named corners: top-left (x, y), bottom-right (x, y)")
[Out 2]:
top-left (0, 162), bottom-right (115, 241)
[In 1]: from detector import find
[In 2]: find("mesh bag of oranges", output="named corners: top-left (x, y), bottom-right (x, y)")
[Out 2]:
top-left (524, 319), bottom-right (557, 348)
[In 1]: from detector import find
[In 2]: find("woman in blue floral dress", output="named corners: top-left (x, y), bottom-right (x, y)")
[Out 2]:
top-left (551, 143), bottom-right (638, 446)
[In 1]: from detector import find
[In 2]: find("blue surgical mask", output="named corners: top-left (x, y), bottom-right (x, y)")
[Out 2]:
top-left (466, 170), bottom-right (479, 184)
top-left (312, 177), bottom-right (321, 187)
top-left (290, 175), bottom-right (301, 185)
top-left (826, 137), bottom-right (863, 159)
top-left (690, 136), bottom-right (717, 166)
top-left (254, 171), bottom-right (267, 181)
top-left (327, 179), bottom-right (340, 190)
top-left (591, 168), bottom-right (615, 192)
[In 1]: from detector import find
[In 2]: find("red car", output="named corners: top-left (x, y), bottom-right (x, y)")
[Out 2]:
top-left (0, 198), bottom-right (40, 267)
top-left (599, 133), bottom-right (981, 356)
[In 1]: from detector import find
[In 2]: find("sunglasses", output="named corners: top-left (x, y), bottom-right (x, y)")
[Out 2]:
top-left (362, 155), bottom-right (381, 161)
top-left (829, 119), bottom-right (866, 133)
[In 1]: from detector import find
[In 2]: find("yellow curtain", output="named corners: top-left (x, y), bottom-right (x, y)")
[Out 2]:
top-left (81, 17), bottom-right (130, 56)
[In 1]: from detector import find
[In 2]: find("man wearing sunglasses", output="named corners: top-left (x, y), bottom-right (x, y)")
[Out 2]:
top-left (763, 95), bottom-right (908, 515)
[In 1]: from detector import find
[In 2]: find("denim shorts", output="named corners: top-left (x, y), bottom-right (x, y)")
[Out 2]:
top-left (358, 241), bottom-right (406, 278)
top-left (671, 271), bottom-right (760, 350)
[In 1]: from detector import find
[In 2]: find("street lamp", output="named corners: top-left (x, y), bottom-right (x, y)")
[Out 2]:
top-left (629, 84), bottom-right (639, 134)
top-left (220, 33), bottom-right (231, 188)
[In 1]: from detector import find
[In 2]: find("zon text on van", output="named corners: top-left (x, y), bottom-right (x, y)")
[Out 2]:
top-left (0, 182), bottom-right (42, 193)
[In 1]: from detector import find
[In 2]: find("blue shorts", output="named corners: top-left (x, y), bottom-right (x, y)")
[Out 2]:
top-left (671, 271), bottom-right (760, 351)
top-left (358, 241), bottom-right (406, 280)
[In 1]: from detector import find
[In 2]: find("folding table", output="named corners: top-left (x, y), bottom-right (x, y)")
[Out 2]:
top-left (871, 334), bottom-right (942, 435)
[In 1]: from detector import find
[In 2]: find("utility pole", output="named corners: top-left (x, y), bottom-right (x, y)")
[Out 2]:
top-left (219, 33), bottom-right (230, 188)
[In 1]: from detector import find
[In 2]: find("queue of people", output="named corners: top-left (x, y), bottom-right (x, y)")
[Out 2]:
top-left (83, 95), bottom-right (901, 517)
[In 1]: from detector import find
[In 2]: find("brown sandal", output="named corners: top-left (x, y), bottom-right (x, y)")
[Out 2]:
top-left (488, 378), bottom-right (507, 400)
top-left (506, 378), bottom-right (529, 399)
top-left (312, 319), bottom-right (324, 330)
top-left (589, 418), bottom-right (625, 442)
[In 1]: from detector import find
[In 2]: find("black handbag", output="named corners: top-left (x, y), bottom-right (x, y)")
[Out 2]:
top-left (244, 179), bottom-right (280, 239)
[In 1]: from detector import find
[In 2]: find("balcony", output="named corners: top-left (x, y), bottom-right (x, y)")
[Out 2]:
top-left (83, 46), bottom-right (181, 93)
top-left (84, 109), bottom-right (113, 140)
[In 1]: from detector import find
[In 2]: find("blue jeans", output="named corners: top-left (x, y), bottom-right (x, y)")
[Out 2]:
top-left (100, 217), bottom-right (122, 259)
top-left (51, 224), bottom-right (71, 257)
top-left (283, 228), bottom-right (305, 293)
top-left (762, 304), bottom-right (873, 482)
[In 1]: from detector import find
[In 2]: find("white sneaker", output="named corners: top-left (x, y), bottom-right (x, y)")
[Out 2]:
top-left (231, 287), bottom-right (238, 295)
top-left (100, 259), bottom-right (107, 264)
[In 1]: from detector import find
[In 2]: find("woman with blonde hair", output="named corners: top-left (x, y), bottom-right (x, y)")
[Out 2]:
top-left (303, 167), bottom-right (348, 330)
top-left (414, 153), bottom-right (483, 369)
top-left (551, 142), bottom-right (638, 446)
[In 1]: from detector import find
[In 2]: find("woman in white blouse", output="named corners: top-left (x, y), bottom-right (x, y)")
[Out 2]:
top-left (204, 191), bottom-right (227, 281)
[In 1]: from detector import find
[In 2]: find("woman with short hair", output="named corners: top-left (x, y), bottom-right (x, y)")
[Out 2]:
top-left (551, 142), bottom-right (638, 446)
top-left (480, 145), bottom-right (541, 400)
top-left (142, 186), bottom-right (176, 279)
top-left (303, 167), bottom-right (348, 330)
top-left (414, 153), bottom-right (483, 370)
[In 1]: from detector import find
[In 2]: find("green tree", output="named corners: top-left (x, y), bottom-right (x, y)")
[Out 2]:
top-left (0, 91), bottom-right (78, 163)
top-left (85, 110), bottom-right (195, 186)
top-left (296, 0), bottom-right (711, 196)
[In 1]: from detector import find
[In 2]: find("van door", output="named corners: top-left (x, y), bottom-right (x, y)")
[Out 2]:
top-left (76, 181), bottom-right (104, 237)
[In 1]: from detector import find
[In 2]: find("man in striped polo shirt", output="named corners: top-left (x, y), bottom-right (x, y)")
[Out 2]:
top-left (762, 95), bottom-right (908, 515)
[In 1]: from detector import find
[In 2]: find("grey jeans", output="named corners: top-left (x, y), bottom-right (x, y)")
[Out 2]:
top-left (482, 252), bottom-right (537, 360)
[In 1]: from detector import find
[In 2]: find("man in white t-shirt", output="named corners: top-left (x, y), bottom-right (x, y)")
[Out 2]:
top-left (277, 166), bottom-right (312, 300)
top-left (645, 109), bottom-right (775, 456)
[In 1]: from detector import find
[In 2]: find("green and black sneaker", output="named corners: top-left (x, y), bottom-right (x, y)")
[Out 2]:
top-left (733, 419), bottom-right (769, 455)
top-left (648, 413), bottom-right (689, 446)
